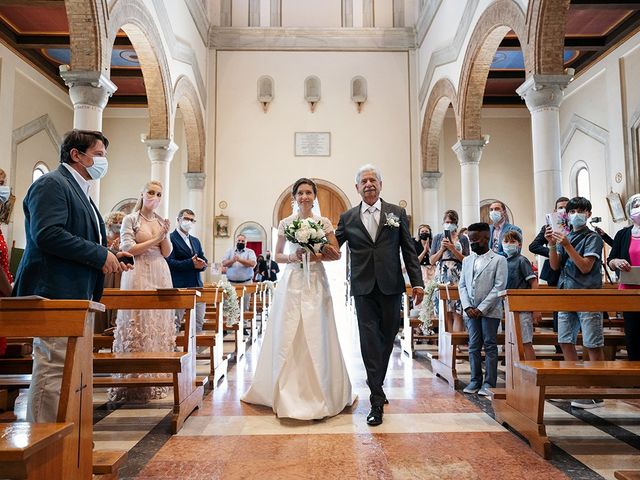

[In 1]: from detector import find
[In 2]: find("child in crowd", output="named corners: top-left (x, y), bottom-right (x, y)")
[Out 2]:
top-left (503, 230), bottom-right (539, 360)
top-left (547, 196), bottom-right (604, 409)
top-left (458, 222), bottom-right (508, 396)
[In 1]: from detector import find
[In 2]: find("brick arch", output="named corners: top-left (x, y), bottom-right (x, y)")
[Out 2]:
top-left (457, 0), bottom-right (528, 140)
top-left (106, 0), bottom-right (172, 139)
top-left (526, 0), bottom-right (571, 76)
top-left (64, 0), bottom-right (108, 71)
top-left (173, 76), bottom-right (205, 173)
top-left (421, 78), bottom-right (458, 173)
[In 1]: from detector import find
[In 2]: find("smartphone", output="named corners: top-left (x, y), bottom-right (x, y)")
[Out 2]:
top-left (120, 255), bottom-right (135, 266)
top-left (444, 230), bottom-right (452, 241)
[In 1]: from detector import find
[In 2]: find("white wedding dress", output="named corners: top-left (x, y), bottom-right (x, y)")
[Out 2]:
top-left (241, 214), bottom-right (354, 420)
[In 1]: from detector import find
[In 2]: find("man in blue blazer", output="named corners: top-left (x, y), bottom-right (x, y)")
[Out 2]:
top-left (166, 208), bottom-right (208, 333)
top-left (488, 200), bottom-right (522, 256)
top-left (13, 129), bottom-right (131, 422)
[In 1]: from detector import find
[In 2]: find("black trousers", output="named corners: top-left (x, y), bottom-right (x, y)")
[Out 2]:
top-left (353, 284), bottom-right (402, 407)
top-left (624, 311), bottom-right (640, 360)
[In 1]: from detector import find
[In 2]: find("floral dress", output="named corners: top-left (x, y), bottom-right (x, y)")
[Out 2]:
top-left (430, 233), bottom-right (469, 316)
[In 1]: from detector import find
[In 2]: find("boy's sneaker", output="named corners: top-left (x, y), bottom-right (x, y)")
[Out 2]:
top-left (463, 385), bottom-right (480, 394)
top-left (477, 386), bottom-right (492, 397)
top-left (570, 399), bottom-right (604, 409)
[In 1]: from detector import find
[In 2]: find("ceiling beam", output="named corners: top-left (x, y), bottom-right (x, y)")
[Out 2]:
top-left (16, 34), bottom-right (131, 49)
top-left (0, 0), bottom-right (64, 6)
top-left (110, 68), bottom-right (143, 78)
top-left (571, 0), bottom-right (640, 9)
top-left (499, 36), bottom-right (606, 51)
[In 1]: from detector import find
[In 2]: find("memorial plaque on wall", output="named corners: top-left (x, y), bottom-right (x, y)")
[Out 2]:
top-left (294, 132), bottom-right (331, 156)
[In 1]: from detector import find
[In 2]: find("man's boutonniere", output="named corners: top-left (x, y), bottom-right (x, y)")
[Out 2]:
top-left (384, 212), bottom-right (400, 228)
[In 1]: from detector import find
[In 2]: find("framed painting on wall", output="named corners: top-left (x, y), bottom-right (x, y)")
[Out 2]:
top-left (215, 215), bottom-right (229, 237)
top-left (606, 192), bottom-right (626, 222)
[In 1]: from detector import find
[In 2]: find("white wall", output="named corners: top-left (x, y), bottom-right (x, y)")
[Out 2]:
top-left (213, 50), bottom-right (413, 259)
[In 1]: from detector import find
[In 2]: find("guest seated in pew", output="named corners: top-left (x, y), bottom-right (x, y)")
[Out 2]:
top-left (608, 193), bottom-right (640, 360)
top-left (547, 196), bottom-right (605, 409)
top-left (503, 230), bottom-right (540, 360)
top-left (13, 129), bottom-right (133, 422)
top-left (459, 222), bottom-right (507, 397)
top-left (109, 180), bottom-right (174, 403)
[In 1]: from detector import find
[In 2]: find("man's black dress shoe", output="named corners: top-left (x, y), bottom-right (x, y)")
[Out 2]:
top-left (366, 406), bottom-right (384, 426)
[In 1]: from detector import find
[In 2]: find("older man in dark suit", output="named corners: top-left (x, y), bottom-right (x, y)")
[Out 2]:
top-left (331, 164), bottom-right (424, 426)
top-left (13, 129), bottom-right (131, 422)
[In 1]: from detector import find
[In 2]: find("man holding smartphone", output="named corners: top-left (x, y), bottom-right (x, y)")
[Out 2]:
top-left (166, 209), bottom-right (208, 334)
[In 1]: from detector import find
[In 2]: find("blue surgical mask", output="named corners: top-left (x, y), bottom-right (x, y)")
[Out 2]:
top-left (0, 186), bottom-right (10, 204)
top-left (80, 151), bottom-right (108, 180)
top-left (569, 212), bottom-right (587, 229)
top-left (443, 223), bottom-right (457, 231)
top-left (489, 211), bottom-right (502, 223)
top-left (502, 243), bottom-right (519, 257)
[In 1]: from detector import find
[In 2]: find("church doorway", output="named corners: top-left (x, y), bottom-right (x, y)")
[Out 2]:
top-left (274, 179), bottom-right (350, 228)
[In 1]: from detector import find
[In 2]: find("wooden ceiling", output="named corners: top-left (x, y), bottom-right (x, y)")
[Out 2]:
top-left (0, 1), bottom-right (639, 107)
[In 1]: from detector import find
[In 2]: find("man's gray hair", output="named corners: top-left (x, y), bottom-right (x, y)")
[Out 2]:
top-left (355, 164), bottom-right (383, 184)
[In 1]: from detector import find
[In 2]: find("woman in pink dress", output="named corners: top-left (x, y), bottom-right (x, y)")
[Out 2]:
top-left (608, 193), bottom-right (640, 360)
top-left (108, 180), bottom-right (174, 403)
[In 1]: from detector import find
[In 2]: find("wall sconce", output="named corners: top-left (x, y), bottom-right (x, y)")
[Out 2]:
top-left (257, 75), bottom-right (274, 113)
top-left (304, 75), bottom-right (321, 113)
top-left (351, 76), bottom-right (367, 113)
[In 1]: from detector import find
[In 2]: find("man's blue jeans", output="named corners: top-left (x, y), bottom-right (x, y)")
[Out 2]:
top-left (464, 315), bottom-right (500, 389)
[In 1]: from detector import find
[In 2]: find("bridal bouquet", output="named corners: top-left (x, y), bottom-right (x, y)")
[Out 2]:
top-left (217, 279), bottom-right (240, 327)
top-left (283, 218), bottom-right (328, 254)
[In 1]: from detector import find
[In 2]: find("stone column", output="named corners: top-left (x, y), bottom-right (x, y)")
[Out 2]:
top-left (145, 139), bottom-right (178, 219)
top-left (184, 172), bottom-right (206, 239)
top-left (517, 74), bottom-right (572, 230)
top-left (421, 171), bottom-right (441, 229)
top-left (60, 69), bottom-right (117, 206)
top-left (452, 139), bottom-right (485, 226)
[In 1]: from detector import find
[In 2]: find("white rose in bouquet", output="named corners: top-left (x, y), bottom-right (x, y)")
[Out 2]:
top-left (295, 227), bottom-right (311, 244)
top-left (311, 227), bottom-right (325, 240)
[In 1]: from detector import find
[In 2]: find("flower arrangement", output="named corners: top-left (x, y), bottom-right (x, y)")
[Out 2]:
top-left (217, 279), bottom-right (240, 327)
top-left (283, 218), bottom-right (328, 254)
top-left (384, 212), bottom-right (400, 228)
top-left (418, 280), bottom-right (439, 335)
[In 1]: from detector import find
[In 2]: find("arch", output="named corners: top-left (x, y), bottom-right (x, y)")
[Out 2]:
top-left (65, 0), bottom-right (108, 71)
top-left (526, 0), bottom-right (572, 76)
top-left (457, 0), bottom-right (528, 140)
top-left (569, 160), bottom-right (590, 199)
top-left (272, 179), bottom-right (351, 229)
top-left (421, 78), bottom-right (459, 173)
top-left (480, 198), bottom-right (515, 225)
top-left (173, 75), bottom-right (206, 173)
top-left (233, 221), bottom-right (268, 255)
top-left (107, 0), bottom-right (172, 139)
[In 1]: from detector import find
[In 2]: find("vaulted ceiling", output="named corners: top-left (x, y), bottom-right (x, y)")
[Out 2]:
top-left (0, 0), bottom-right (638, 107)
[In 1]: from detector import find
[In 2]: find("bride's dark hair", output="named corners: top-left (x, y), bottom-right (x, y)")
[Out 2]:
top-left (291, 178), bottom-right (317, 197)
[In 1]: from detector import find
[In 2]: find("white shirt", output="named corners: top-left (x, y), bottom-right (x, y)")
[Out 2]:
top-left (62, 163), bottom-right (102, 245)
top-left (176, 228), bottom-right (193, 253)
top-left (472, 249), bottom-right (492, 279)
top-left (360, 198), bottom-right (382, 226)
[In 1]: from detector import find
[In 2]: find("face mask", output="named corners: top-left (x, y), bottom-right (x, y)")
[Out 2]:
top-left (443, 223), bottom-right (457, 232)
top-left (143, 196), bottom-right (161, 210)
top-left (556, 207), bottom-right (566, 215)
top-left (489, 211), bottom-right (502, 223)
top-left (236, 242), bottom-right (245, 251)
top-left (419, 232), bottom-right (430, 240)
top-left (502, 243), bottom-right (519, 257)
top-left (266, 254), bottom-right (271, 260)
top-left (180, 219), bottom-right (193, 232)
top-left (470, 242), bottom-right (486, 255)
top-left (109, 224), bottom-right (121, 234)
top-left (0, 186), bottom-right (10, 204)
top-left (81, 153), bottom-right (108, 180)
top-left (569, 212), bottom-right (588, 229)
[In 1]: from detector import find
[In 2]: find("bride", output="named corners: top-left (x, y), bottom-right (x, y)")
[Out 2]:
top-left (241, 178), bottom-right (354, 420)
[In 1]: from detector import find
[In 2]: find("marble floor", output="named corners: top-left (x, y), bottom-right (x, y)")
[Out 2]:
top-left (13, 302), bottom-right (619, 479)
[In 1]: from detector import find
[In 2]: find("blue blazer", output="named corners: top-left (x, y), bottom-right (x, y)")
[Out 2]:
top-left (458, 251), bottom-right (508, 320)
top-left (166, 230), bottom-right (207, 288)
top-left (489, 222), bottom-right (522, 256)
top-left (13, 165), bottom-right (108, 301)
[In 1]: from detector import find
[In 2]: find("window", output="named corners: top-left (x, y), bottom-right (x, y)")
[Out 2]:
top-left (32, 163), bottom-right (49, 183)
top-left (576, 167), bottom-right (590, 200)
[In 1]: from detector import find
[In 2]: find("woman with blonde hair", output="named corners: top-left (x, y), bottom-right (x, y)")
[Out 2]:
top-left (109, 180), bottom-right (174, 403)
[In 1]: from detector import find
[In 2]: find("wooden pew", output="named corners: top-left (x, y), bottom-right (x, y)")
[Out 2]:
top-left (95, 289), bottom-right (206, 434)
top-left (0, 298), bottom-right (104, 479)
top-left (227, 286), bottom-right (247, 360)
top-left (243, 283), bottom-right (259, 344)
top-left (492, 289), bottom-right (640, 459)
top-left (401, 285), bottom-right (438, 358)
top-left (193, 286), bottom-right (228, 385)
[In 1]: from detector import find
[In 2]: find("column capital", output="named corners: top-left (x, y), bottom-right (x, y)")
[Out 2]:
top-left (452, 139), bottom-right (485, 166)
top-left (421, 171), bottom-right (442, 189)
top-left (184, 172), bottom-right (206, 190)
top-left (516, 74), bottom-right (572, 113)
top-left (144, 138), bottom-right (179, 164)
top-left (59, 69), bottom-right (117, 110)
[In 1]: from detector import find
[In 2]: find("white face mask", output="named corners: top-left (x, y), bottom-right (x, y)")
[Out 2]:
top-left (79, 151), bottom-right (108, 180)
top-left (0, 186), bottom-right (10, 204)
top-left (180, 219), bottom-right (193, 232)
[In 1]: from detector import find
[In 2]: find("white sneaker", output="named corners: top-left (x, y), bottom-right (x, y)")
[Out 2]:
top-left (463, 385), bottom-right (480, 394)
top-left (570, 399), bottom-right (604, 409)
top-left (477, 387), bottom-right (491, 397)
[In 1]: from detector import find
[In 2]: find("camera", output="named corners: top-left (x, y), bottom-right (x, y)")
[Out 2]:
top-left (589, 216), bottom-right (602, 225)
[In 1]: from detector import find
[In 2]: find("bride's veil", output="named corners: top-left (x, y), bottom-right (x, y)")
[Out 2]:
top-left (292, 199), bottom-right (322, 218)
